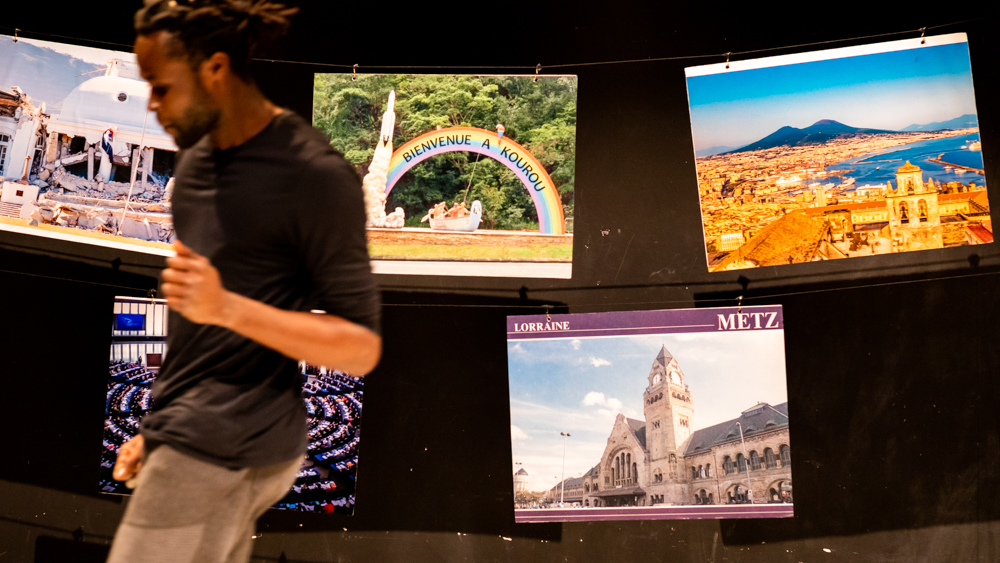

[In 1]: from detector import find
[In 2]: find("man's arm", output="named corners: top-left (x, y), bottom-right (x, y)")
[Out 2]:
top-left (161, 240), bottom-right (382, 375)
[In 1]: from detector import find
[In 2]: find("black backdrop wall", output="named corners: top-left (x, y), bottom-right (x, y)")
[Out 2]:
top-left (2, 3), bottom-right (999, 561)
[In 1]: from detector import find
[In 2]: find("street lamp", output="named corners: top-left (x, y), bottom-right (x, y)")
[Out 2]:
top-left (512, 461), bottom-right (523, 507)
top-left (735, 422), bottom-right (753, 504)
top-left (560, 432), bottom-right (571, 505)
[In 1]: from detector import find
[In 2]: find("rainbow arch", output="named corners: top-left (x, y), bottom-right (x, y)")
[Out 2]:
top-left (385, 126), bottom-right (565, 235)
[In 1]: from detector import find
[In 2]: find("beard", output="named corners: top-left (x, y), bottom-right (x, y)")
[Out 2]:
top-left (170, 86), bottom-right (221, 149)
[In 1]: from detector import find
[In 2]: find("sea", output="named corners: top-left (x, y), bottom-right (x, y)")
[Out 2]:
top-left (830, 132), bottom-right (985, 189)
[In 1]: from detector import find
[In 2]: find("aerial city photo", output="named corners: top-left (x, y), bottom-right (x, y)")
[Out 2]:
top-left (685, 34), bottom-right (990, 271)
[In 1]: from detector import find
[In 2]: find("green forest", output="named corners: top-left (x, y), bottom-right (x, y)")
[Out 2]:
top-left (312, 74), bottom-right (577, 231)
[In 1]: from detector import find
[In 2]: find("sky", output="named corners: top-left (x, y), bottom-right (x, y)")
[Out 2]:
top-left (18, 36), bottom-right (133, 65)
top-left (508, 331), bottom-right (787, 492)
top-left (686, 42), bottom-right (979, 153)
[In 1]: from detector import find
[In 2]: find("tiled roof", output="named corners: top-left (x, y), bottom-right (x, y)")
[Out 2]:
top-left (803, 201), bottom-right (887, 214)
top-left (967, 224), bottom-right (994, 244)
top-left (939, 190), bottom-right (988, 204)
top-left (683, 402), bottom-right (789, 457)
top-left (626, 417), bottom-right (647, 449)
top-left (714, 211), bottom-right (827, 269)
top-left (590, 485), bottom-right (646, 498)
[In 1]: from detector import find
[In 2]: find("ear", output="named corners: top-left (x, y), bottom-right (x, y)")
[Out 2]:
top-left (197, 51), bottom-right (231, 93)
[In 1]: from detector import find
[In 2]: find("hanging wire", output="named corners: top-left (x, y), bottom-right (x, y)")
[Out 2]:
top-left (0, 267), bottom-right (155, 292)
top-left (0, 18), bottom-right (982, 73)
top-left (461, 153), bottom-right (481, 205)
top-left (2, 263), bottom-right (999, 312)
top-left (378, 268), bottom-right (1000, 310)
top-left (117, 106), bottom-right (152, 235)
top-left (0, 17), bottom-right (992, 311)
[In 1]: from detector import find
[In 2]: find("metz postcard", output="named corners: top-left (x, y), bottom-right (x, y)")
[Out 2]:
top-left (685, 33), bottom-right (990, 272)
top-left (507, 306), bottom-right (792, 523)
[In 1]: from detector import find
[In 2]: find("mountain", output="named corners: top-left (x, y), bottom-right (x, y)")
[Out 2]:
top-left (696, 144), bottom-right (743, 157)
top-left (0, 37), bottom-right (103, 114)
top-left (729, 119), bottom-right (896, 153)
top-left (901, 114), bottom-right (978, 132)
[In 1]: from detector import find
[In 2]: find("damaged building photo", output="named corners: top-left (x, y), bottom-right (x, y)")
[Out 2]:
top-left (0, 34), bottom-right (177, 249)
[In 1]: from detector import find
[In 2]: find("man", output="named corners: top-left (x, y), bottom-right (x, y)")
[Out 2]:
top-left (107, 1), bottom-right (381, 561)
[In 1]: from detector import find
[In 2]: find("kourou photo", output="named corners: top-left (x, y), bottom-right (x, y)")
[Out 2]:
top-left (312, 73), bottom-right (577, 278)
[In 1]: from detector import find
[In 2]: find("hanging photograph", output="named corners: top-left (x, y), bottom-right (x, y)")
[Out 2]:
top-left (101, 297), bottom-right (365, 514)
top-left (312, 73), bottom-right (577, 278)
top-left (0, 34), bottom-right (177, 256)
top-left (685, 33), bottom-right (990, 271)
top-left (507, 306), bottom-right (792, 523)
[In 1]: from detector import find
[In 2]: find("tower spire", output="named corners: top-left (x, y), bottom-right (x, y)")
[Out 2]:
top-left (656, 345), bottom-right (673, 365)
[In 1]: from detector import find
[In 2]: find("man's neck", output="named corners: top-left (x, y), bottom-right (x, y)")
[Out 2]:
top-left (209, 84), bottom-right (283, 150)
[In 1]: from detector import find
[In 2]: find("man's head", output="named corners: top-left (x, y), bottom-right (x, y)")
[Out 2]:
top-left (133, 0), bottom-right (297, 148)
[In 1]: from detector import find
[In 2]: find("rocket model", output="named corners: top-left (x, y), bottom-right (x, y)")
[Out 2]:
top-left (361, 90), bottom-right (405, 228)
top-left (496, 123), bottom-right (505, 143)
top-left (379, 90), bottom-right (396, 148)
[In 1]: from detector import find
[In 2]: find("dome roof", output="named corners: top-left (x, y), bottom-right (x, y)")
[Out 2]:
top-left (59, 75), bottom-right (163, 132)
top-left (515, 468), bottom-right (528, 476)
top-left (897, 160), bottom-right (921, 174)
top-left (47, 72), bottom-right (176, 151)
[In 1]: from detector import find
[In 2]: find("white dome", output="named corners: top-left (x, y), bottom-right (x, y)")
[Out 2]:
top-left (48, 74), bottom-right (176, 151)
top-left (61, 75), bottom-right (159, 131)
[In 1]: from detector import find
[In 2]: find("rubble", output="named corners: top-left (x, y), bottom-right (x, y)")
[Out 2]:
top-left (44, 166), bottom-right (166, 204)
top-left (26, 195), bottom-right (175, 243)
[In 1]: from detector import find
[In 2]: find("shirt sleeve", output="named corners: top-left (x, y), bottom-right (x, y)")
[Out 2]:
top-left (292, 152), bottom-right (381, 335)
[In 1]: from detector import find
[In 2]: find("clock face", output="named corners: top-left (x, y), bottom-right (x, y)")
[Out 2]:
top-left (652, 374), bottom-right (661, 385)
top-left (670, 370), bottom-right (680, 384)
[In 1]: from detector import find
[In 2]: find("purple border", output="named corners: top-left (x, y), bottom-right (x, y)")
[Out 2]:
top-left (508, 305), bottom-right (783, 340)
top-left (514, 504), bottom-right (793, 523)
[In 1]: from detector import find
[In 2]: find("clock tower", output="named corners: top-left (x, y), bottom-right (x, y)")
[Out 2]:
top-left (643, 345), bottom-right (695, 465)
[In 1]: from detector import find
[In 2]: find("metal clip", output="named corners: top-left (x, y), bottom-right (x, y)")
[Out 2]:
top-left (725, 52), bottom-right (731, 69)
top-left (352, 64), bottom-right (358, 81)
top-left (533, 63), bottom-right (542, 83)
top-left (736, 295), bottom-right (743, 315)
top-left (919, 27), bottom-right (926, 45)
top-left (543, 304), bottom-right (552, 322)
top-left (13, 29), bottom-right (19, 43)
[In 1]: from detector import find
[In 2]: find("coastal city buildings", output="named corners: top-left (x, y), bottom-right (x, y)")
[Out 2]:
top-left (697, 129), bottom-right (990, 270)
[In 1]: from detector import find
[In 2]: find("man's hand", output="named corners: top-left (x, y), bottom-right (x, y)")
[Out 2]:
top-left (162, 240), bottom-right (233, 326)
top-left (161, 240), bottom-right (381, 374)
top-left (113, 434), bottom-right (144, 487)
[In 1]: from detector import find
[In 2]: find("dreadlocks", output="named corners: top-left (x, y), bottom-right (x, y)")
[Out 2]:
top-left (134, 0), bottom-right (298, 81)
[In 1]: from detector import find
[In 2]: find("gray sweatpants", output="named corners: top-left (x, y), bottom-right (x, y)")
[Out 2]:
top-left (107, 444), bottom-right (301, 563)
